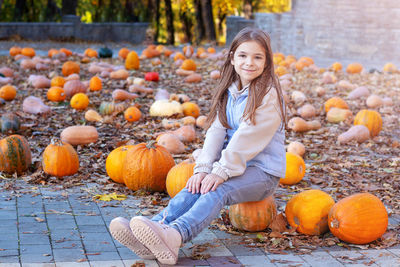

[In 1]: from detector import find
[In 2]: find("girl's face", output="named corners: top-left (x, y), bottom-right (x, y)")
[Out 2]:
top-left (231, 41), bottom-right (266, 86)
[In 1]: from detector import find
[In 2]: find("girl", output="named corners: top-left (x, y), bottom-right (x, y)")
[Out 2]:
top-left (109, 27), bottom-right (287, 265)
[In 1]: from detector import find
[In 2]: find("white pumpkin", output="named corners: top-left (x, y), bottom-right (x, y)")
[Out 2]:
top-left (149, 100), bottom-right (183, 117)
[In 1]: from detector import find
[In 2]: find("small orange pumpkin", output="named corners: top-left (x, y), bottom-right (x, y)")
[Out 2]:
top-left (181, 102), bottom-right (200, 118)
top-left (70, 93), bottom-right (89, 110)
top-left (47, 87), bottom-right (66, 102)
top-left (324, 97), bottom-right (349, 113)
top-left (354, 109), bottom-right (382, 137)
top-left (0, 85), bottom-right (17, 101)
top-left (21, 47), bottom-right (35, 57)
top-left (207, 47), bottom-right (216, 54)
top-left (48, 49), bottom-right (59, 58)
top-left (118, 48), bottom-right (130, 59)
top-left (166, 160), bottom-right (195, 198)
top-left (280, 152), bottom-right (305, 185)
top-left (331, 62), bottom-right (343, 72)
top-left (9, 46), bottom-right (22, 57)
top-left (125, 51), bottom-right (140, 70)
top-left (51, 76), bottom-right (66, 88)
top-left (59, 48), bottom-right (73, 56)
top-left (89, 76), bottom-right (102, 91)
top-left (84, 48), bottom-right (98, 58)
top-left (180, 59), bottom-right (196, 71)
top-left (229, 195), bottom-right (277, 232)
top-left (173, 52), bottom-right (185, 61)
top-left (124, 106), bottom-right (142, 122)
top-left (346, 63), bottom-right (363, 74)
top-left (328, 193), bottom-right (388, 244)
top-left (106, 145), bottom-right (135, 184)
top-left (285, 189), bottom-right (335, 235)
top-left (42, 140), bottom-right (79, 177)
top-left (122, 141), bottom-right (175, 192)
top-left (62, 61), bottom-right (80, 77)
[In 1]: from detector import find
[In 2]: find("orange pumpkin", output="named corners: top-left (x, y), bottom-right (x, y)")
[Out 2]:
top-left (84, 48), bottom-right (98, 58)
top-left (180, 59), bottom-right (196, 71)
top-left (229, 195), bottom-right (277, 232)
top-left (0, 85), bottom-right (17, 101)
top-left (9, 46), bottom-right (22, 57)
top-left (196, 47), bottom-right (206, 57)
top-left (62, 61), bottom-right (80, 77)
top-left (298, 56), bottom-right (314, 66)
top-left (275, 66), bottom-right (288, 76)
top-left (125, 51), bottom-right (140, 70)
top-left (166, 160), bottom-right (195, 198)
top-left (207, 47), bottom-right (216, 54)
top-left (324, 97), bottom-right (349, 113)
top-left (182, 45), bottom-right (194, 56)
top-left (124, 106), bottom-right (141, 122)
top-left (354, 109), bottom-right (382, 137)
top-left (51, 76), bottom-right (66, 88)
top-left (0, 135), bottom-right (32, 175)
top-left (331, 62), bottom-right (343, 72)
top-left (59, 48), bottom-right (73, 56)
top-left (118, 48), bottom-right (130, 59)
top-left (106, 145), bottom-right (135, 184)
top-left (173, 52), bottom-right (185, 61)
top-left (42, 140), bottom-right (79, 177)
top-left (48, 49), bottom-right (59, 58)
top-left (181, 102), bottom-right (200, 118)
top-left (47, 87), bottom-right (66, 102)
top-left (70, 93), bottom-right (89, 111)
top-left (285, 189), bottom-right (335, 235)
top-left (89, 76), bottom-right (102, 91)
top-left (280, 152), bottom-right (305, 185)
top-left (21, 47), bottom-right (35, 57)
top-left (328, 193), bottom-right (388, 244)
top-left (346, 63), bottom-right (363, 74)
top-left (122, 141), bottom-right (175, 192)
top-left (295, 60), bottom-right (306, 71)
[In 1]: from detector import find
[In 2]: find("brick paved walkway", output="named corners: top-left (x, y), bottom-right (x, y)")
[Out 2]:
top-left (1, 180), bottom-right (399, 267)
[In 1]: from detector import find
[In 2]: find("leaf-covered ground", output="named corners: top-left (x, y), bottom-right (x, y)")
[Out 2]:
top-left (0, 46), bottom-right (399, 254)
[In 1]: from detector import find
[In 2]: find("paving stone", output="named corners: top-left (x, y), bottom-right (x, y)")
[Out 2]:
top-left (328, 250), bottom-right (369, 265)
top-left (18, 215), bottom-right (46, 224)
top-left (0, 263), bottom-right (20, 267)
top-left (123, 259), bottom-right (159, 267)
top-left (85, 251), bottom-right (121, 261)
top-left (19, 233), bottom-right (50, 245)
top-left (159, 257), bottom-right (208, 267)
top-left (81, 240), bottom-right (117, 252)
top-left (52, 248), bottom-right (85, 262)
top-left (116, 247), bottom-right (141, 260)
top-left (0, 240), bottom-right (19, 250)
top-left (192, 229), bottom-right (218, 243)
top-left (80, 232), bottom-right (113, 243)
top-left (0, 232), bottom-right (19, 242)
top-left (236, 255), bottom-right (274, 267)
top-left (0, 249), bottom-right (19, 257)
top-left (77, 224), bottom-right (108, 233)
top-left (358, 249), bottom-right (400, 266)
top-left (20, 253), bottom-right (53, 263)
top-left (205, 240), bottom-right (233, 257)
top-left (19, 222), bottom-right (48, 233)
top-left (22, 263), bottom-right (55, 267)
top-left (74, 216), bottom-right (104, 226)
top-left (206, 256), bottom-right (242, 266)
top-left (267, 253), bottom-right (310, 266)
top-left (20, 244), bottom-right (52, 255)
top-left (0, 210), bottom-right (17, 219)
top-left (49, 229), bottom-right (81, 241)
top-left (226, 244), bottom-right (265, 257)
top-left (0, 219), bottom-right (18, 228)
top-left (55, 262), bottom-right (90, 267)
top-left (47, 218), bottom-right (76, 230)
top-left (51, 240), bottom-right (83, 250)
top-left (300, 251), bottom-right (344, 266)
top-left (89, 260), bottom-right (125, 267)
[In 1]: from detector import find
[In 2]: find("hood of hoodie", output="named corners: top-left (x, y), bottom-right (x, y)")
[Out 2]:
top-left (228, 82), bottom-right (249, 99)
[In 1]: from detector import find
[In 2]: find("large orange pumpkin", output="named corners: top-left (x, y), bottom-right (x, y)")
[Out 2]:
top-left (285, 189), bottom-right (335, 235)
top-left (328, 193), bottom-right (388, 244)
top-left (354, 109), bottom-right (382, 137)
top-left (106, 145), bottom-right (135, 184)
top-left (280, 152), bottom-right (305, 185)
top-left (229, 195), bottom-right (277, 232)
top-left (89, 76), bottom-right (102, 91)
top-left (324, 97), bottom-right (349, 113)
top-left (166, 160), bottom-right (195, 198)
top-left (125, 51), bottom-right (140, 70)
top-left (122, 141), bottom-right (175, 192)
top-left (0, 85), bottom-right (17, 101)
top-left (0, 135), bottom-right (32, 175)
top-left (62, 61), bottom-right (80, 77)
top-left (42, 140), bottom-right (79, 177)
top-left (47, 87), bottom-right (66, 102)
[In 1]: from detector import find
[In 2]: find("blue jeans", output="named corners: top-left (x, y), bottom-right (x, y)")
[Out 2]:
top-left (151, 166), bottom-right (280, 243)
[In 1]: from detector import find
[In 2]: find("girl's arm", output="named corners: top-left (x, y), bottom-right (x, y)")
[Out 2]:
top-left (211, 90), bottom-right (282, 180)
top-left (193, 114), bottom-right (227, 174)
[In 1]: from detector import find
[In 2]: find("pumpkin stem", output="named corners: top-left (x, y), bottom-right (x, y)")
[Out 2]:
top-left (146, 140), bottom-right (157, 149)
top-left (330, 218), bottom-right (340, 229)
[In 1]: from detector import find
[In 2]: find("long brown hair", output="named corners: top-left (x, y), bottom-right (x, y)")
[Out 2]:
top-left (206, 27), bottom-right (287, 130)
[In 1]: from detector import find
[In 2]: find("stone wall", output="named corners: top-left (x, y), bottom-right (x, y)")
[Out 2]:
top-left (228, 0), bottom-right (400, 69)
top-left (0, 16), bottom-right (149, 44)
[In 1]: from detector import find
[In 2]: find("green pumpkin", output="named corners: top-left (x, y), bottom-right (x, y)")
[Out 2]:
top-left (99, 47), bottom-right (113, 58)
top-left (0, 73), bottom-right (4, 77)
top-left (0, 134), bottom-right (32, 175)
top-left (99, 101), bottom-right (115, 115)
top-left (1, 113), bottom-right (20, 134)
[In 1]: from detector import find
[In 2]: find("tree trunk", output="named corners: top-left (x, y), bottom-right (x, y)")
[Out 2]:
top-left (62, 0), bottom-right (77, 15)
top-left (154, 0), bottom-right (160, 43)
top-left (14, 0), bottom-right (26, 21)
top-left (200, 0), bottom-right (216, 41)
top-left (125, 0), bottom-right (137, 22)
top-left (164, 0), bottom-right (174, 45)
top-left (179, 10), bottom-right (193, 43)
top-left (45, 0), bottom-right (60, 21)
top-left (243, 0), bottom-right (253, 19)
top-left (194, 0), bottom-right (205, 44)
top-left (0, 0), bottom-right (3, 11)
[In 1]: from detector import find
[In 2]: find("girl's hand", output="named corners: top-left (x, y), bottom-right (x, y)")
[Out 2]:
top-left (200, 173), bottom-right (224, 194)
top-left (186, 172), bottom-right (207, 194)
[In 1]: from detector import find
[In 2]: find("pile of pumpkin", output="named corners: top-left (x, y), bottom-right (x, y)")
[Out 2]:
top-left (0, 44), bottom-right (396, 247)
